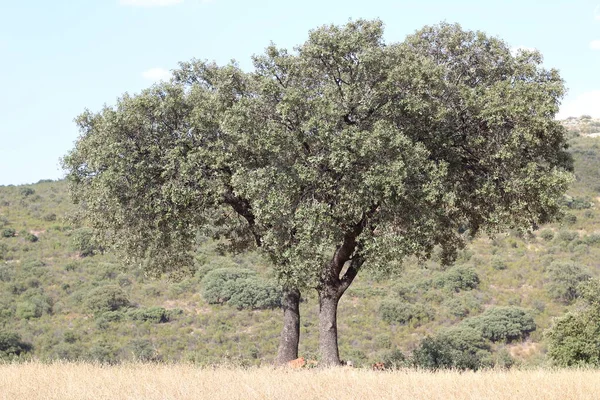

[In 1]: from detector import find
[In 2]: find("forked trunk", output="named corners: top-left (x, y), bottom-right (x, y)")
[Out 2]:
top-left (318, 288), bottom-right (342, 366)
top-left (275, 287), bottom-right (301, 365)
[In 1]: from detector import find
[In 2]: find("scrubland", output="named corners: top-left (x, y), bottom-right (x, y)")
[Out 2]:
top-left (1, 362), bottom-right (599, 400)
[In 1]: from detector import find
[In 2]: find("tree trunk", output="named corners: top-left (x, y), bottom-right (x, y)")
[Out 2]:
top-left (275, 287), bottom-right (301, 365)
top-left (318, 287), bottom-right (342, 366)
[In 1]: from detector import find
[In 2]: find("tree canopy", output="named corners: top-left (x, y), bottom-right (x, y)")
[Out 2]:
top-left (63, 20), bottom-right (573, 365)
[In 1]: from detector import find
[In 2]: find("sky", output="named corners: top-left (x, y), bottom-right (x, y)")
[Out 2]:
top-left (0, 0), bottom-right (599, 186)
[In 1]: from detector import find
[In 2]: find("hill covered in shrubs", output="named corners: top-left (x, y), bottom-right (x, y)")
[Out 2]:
top-left (2, 134), bottom-right (600, 368)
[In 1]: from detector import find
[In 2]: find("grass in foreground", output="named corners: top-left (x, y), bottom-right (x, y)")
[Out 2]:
top-left (1, 362), bottom-right (599, 400)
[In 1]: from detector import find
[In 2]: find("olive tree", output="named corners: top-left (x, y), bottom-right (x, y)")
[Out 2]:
top-left (63, 20), bottom-right (572, 366)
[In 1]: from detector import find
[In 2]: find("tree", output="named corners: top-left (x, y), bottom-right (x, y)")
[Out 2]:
top-left (546, 279), bottom-right (600, 366)
top-left (63, 20), bottom-right (572, 366)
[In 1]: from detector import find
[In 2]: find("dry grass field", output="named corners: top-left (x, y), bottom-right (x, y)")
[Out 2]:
top-left (1, 362), bottom-right (600, 400)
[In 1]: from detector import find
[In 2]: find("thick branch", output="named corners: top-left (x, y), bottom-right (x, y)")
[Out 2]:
top-left (222, 187), bottom-right (262, 247)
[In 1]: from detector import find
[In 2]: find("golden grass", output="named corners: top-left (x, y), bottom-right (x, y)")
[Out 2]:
top-left (1, 362), bottom-right (599, 400)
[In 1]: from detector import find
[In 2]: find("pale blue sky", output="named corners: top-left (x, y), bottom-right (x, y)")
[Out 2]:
top-left (1, 0), bottom-right (599, 185)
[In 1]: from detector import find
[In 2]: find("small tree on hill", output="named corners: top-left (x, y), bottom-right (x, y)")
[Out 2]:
top-left (63, 20), bottom-right (572, 365)
top-left (546, 279), bottom-right (600, 366)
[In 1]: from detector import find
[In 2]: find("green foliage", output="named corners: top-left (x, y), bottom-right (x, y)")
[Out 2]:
top-left (411, 326), bottom-right (492, 371)
top-left (546, 279), bottom-right (600, 366)
top-left (19, 187), bottom-right (35, 197)
top-left (127, 307), bottom-right (173, 323)
top-left (381, 349), bottom-right (408, 369)
top-left (461, 306), bottom-right (536, 342)
top-left (84, 285), bottom-right (131, 314)
top-left (71, 228), bottom-right (101, 257)
top-left (202, 268), bottom-right (281, 310)
top-left (539, 229), bottom-right (554, 241)
top-left (23, 233), bottom-right (38, 243)
top-left (16, 294), bottom-right (53, 319)
top-left (434, 265), bottom-right (480, 292)
top-left (380, 299), bottom-right (433, 326)
top-left (0, 331), bottom-right (32, 359)
top-left (1, 228), bottom-right (16, 238)
top-left (546, 261), bottom-right (591, 303)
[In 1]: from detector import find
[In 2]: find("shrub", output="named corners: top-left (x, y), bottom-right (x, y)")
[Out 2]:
top-left (42, 213), bottom-right (57, 222)
top-left (382, 349), bottom-right (408, 369)
top-left (546, 279), bottom-right (600, 367)
top-left (71, 228), bottom-right (102, 257)
top-left (380, 299), bottom-right (433, 326)
top-left (127, 307), bottom-right (170, 323)
top-left (16, 295), bottom-right (53, 319)
top-left (84, 285), bottom-right (131, 314)
top-left (555, 230), bottom-right (578, 243)
top-left (435, 265), bottom-right (479, 292)
top-left (23, 233), bottom-right (38, 243)
top-left (0, 263), bottom-right (13, 282)
top-left (1, 228), bottom-right (16, 238)
top-left (0, 331), bottom-right (32, 359)
top-left (411, 326), bottom-right (492, 371)
top-left (539, 229), bottom-right (554, 241)
top-left (491, 258), bottom-right (507, 271)
top-left (202, 268), bottom-right (282, 310)
top-left (19, 187), bottom-right (35, 197)
top-left (461, 306), bottom-right (536, 342)
top-left (228, 277), bottom-right (282, 310)
top-left (546, 261), bottom-right (591, 304)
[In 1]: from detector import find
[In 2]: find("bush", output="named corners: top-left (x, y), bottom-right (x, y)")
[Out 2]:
top-left (435, 265), bottom-right (479, 292)
top-left (23, 233), bottom-right (38, 243)
top-left (202, 268), bottom-right (282, 310)
top-left (71, 228), bottom-right (102, 257)
top-left (202, 268), bottom-right (256, 304)
top-left (19, 187), bottom-right (35, 197)
top-left (461, 306), bottom-right (536, 342)
top-left (380, 299), bottom-right (433, 326)
top-left (555, 230), bottom-right (578, 243)
top-left (546, 279), bottom-right (600, 367)
top-left (84, 285), bottom-right (131, 314)
top-left (0, 331), bottom-right (32, 359)
top-left (127, 307), bottom-right (171, 323)
top-left (546, 261), bottom-right (591, 304)
top-left (382, 349), bottom-right (408, 369)
top-left (539, 229), bottom-right (554, 241)
top-left (1, 228), bottom-right (16, 238)
top-left (411, 326), bottom-right (492, 371)
top-left (228, 277), bottom-right (282, 310)
top-left (16, 295), bottom-right (53, 319)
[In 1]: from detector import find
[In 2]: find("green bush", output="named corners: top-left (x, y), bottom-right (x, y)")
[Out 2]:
top-left (0, 331), bottom-right (32, 359)
top-left (1, 228), bottom-right (16, 238)
top-left (380, 299), bottom-right (433, 326)
top-left (411, 326), bottom-right (492, 371)
top-left (539, 229), bottom-right (554, 241)
top-left (555, 230), bottom-right (578, 243)
top-left (84, 285), bottom-right (131, 314)
top-left (228, 277), bottom-right (282, 310)
top-left (546, 279), bottom-right (600, 367)
top-left (202, 268), bottom-right (256, 304)
top-left (381, 349), bottom-right (408, 369)
top-left (434, 265), bottom-right (479, 292)
top-left (16, 295), bottom-right (53, 319)
top-left (461, 306), bottom-right (536, 342)
top-left (23, 233), bottom-right (38, 243)
top-left (546, 261), bottom-right (591, 304)
top-left (19, 187), bottom-right (35, 197)
top-left (127, 307), bottom-right (171, 323)
top-left (71, 228), bottom-right (102, 257)
top-left (202, 268), bottom-right (281, 310)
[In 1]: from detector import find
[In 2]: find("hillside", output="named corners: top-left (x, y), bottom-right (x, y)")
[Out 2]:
top-left (2, 134), bottom-right (600, 367)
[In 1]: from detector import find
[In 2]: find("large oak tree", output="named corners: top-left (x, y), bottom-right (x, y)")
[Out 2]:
top-left (63, 20), bottom-right (572, 366)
